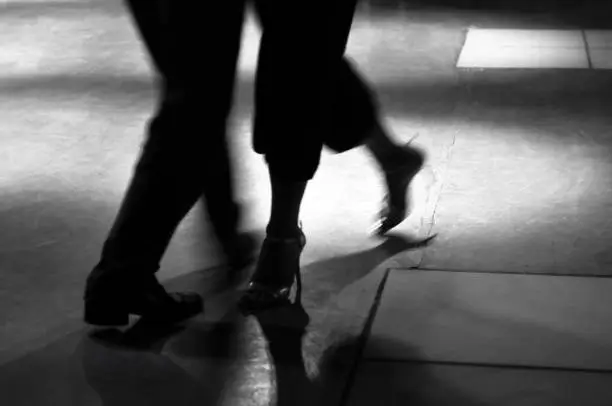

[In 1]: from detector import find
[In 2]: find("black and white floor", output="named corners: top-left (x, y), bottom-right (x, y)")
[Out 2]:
top-left (2, 1), bottom-right (612, 405)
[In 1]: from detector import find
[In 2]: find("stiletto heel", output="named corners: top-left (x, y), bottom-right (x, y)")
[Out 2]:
top-left (239, 225), bottom-right (306, 314)
top-left (374, 141), bottom-right (425, 236)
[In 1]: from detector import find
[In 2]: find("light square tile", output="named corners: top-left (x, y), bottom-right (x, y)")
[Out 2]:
top-left (419, 106), bottom-right (612, 274)
top-left (465, 29), bottom-right (585, 49)
top-left (366, 270), bottom-right (612, 371)
top-left (585, 30), bottom-right (612, 49)
top-left (458, 45), bottom-right (589, 68)
top-left (591, 49), bottom-right (612, 70)
top-left (347, 362), bottom-right (612, 406)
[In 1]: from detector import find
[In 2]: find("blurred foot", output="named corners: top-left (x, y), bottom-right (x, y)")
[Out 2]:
top-left (374, 142), bottom-right (425, 236)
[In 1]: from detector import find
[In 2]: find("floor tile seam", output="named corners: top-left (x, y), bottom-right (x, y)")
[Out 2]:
top-left (457, 64), bottom-right (591, 71)
top-left (387, 267), bottom-right (612, 279)
top-left (582, 30), bottom-right (595, 69)
top-left (458, 27), bottom-right (610, 70)
top-left (338, 267), bottom-right (393, 406)
top-left (464, 44), bottom-right (588, 50)
top-left (584, 38), bottom-right (612, 50)
top-left (468, 28), bottom-right (608, 33)
top-left (361, 357), bottom-right (612, 375)
top-left (462, 31), bottom-right (612, 47)
top-left (416, 130), bottom-right (457, 268)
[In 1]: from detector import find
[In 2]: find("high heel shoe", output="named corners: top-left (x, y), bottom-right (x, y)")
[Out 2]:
top-left (374, 142), bottom-right (425, 236)
top-left (238, 225), bottom-right (306, 314)
top-left (84, 271), bottom-right (203, 326)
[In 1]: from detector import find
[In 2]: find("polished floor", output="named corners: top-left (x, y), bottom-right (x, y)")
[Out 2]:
top-left (2, 0), bottom-right (612, 405)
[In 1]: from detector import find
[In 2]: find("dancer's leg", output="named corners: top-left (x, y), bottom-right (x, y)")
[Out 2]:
top-left (84, 0), bottom-right (246, 325)
top-left (325, 59), bottom-right (426, 235)
top-left (240, 0), bottom-right (359, 312)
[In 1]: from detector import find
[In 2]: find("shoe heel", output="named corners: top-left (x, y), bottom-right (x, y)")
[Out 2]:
top-left (84, 299), bottom-right (129, 326)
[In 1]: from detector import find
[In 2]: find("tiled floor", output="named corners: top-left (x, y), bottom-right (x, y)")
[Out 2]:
top-left (2, 1), bottom-right (612, 405)
top-left (587, 30), bottom-right (612, 69)
top-left (347, 362), bottom-right (612, 406)
top-left (457, 28), bottom-right (612, 69)
top-left (347, 269), bottom-right (612, 405)
top-left (366, 270), bottom-right (612, 370)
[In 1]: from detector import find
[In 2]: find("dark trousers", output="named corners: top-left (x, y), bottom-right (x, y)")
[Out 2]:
top-left (91, 0), bottom-right (381, 277)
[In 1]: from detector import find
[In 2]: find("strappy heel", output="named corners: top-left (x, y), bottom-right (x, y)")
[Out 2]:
top-left (239, 224), bottom-right (306, 314)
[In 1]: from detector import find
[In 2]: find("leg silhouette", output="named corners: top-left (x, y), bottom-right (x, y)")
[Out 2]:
top-left (84, 0), bottom-right (250, 326)
top-left (240, 0), bottom-right (424, 312)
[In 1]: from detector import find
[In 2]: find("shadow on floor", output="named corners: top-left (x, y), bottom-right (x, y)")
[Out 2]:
top-left (79, 317), bottom-right (241, 406)
top-left (76, 233), bottom-right (435, 406)
top-left (0, 186), bottom-right (224, 360)
top-left (298, 233), bottom-right (435, 308)
top-left (337, 337), bottom-right (490, 406)
top-left (22, 232), bottom-right (612, 405)
top-left (362, 0), bottom-right (612, 28)
top-left (245, 305), bottom-right (489, 406)
top-left (0, 189), bottom-right (117, 359)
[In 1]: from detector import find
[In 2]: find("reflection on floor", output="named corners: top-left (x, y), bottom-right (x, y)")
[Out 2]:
top-left (1, 0), bottom-right (612, 405)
